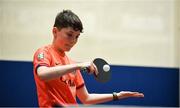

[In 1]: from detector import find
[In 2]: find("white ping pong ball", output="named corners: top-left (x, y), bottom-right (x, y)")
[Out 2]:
top-left (103, 64), bottom-right (110, 72)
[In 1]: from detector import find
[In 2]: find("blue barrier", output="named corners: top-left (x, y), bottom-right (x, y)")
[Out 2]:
top-left (0, 60), bottom-right (179, 107)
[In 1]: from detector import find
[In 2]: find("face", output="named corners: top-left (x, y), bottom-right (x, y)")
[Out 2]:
top-left (53, 27), bottom-right (80, 52)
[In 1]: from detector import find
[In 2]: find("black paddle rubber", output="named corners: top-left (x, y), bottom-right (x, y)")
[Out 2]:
top-left (93, 58), bottom-right (111, 83)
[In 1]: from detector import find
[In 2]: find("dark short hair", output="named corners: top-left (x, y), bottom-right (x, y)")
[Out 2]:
top-left (54, 10), bottom-right (83, 32)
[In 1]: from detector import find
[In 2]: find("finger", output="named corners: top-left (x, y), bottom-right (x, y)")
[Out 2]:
top-left (92, 63), bottom-right (98, 76)
top-left (137, 93), bottom-right (144, 97)
top-left (133, 93), bottom-right (144, 97)
top-left (87, 63), bottom-right (95, 74)
top-left (86, 67), bottom-right (93, 74)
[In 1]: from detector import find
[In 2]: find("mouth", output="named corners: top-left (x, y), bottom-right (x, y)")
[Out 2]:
top-left (65, 44), bottom-right (73, 48)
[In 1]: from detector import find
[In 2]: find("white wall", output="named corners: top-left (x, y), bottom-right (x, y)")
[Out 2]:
top-left (175, 0), bottom-right (180, 69)
top-left (0, 0), bottom-right (179, 67)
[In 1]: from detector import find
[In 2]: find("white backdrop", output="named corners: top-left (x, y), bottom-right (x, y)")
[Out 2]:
top-left (0, 0), bottom-right (179, 67)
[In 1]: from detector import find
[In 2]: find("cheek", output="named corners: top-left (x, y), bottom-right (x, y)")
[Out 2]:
top-left (56, 37), bottom-right (65, 46)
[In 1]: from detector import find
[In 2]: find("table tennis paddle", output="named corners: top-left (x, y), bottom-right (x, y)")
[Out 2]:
top-left (81, 58), bottom-right (111, 83)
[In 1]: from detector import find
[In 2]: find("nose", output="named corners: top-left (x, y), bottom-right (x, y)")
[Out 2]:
top-left (69, 37), bottom-right (77, 44)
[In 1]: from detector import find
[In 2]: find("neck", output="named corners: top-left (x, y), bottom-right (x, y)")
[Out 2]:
top-left (52, 41), bottom-right (65, 56)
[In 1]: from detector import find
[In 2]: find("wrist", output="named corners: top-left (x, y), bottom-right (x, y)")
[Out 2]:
top-left (77, 62), bottom-right (91, 69)
top-left (76, 63), bottom-right (82, 69)
top-left (112, 92), bottom-right (119, 101)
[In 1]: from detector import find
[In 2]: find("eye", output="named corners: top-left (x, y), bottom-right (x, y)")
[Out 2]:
top-left (67, 33), bottom-right (73, 38)
top-left (76, 35), bottom-right (79, 39)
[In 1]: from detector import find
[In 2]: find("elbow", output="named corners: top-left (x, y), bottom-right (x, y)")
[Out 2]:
top-left (80, 96), bottom-right (93, 105)
top-left (78, 96), bottom-right (88, 105)
top-left (81, 100), bottom-right (94, 105)
top-left (81, 100), bottom-right (90, 105)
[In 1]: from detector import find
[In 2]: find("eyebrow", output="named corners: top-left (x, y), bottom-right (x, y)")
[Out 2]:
top-left (68, 30), bottom-right (80, 36)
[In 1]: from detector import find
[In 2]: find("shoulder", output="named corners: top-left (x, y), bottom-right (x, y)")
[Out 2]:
top-left (33, 45), bottom-right (52, 60)
top-left (34, 45), bottom-right (51, 55)
top-left (35, 45), bottom-right (51, 52)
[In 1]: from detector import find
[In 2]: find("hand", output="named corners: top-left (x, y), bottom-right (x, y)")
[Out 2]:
top-left (87, 63), bottom-right (98, 76)
top-left (78, 62), bottom-right (98, 76)
top-left (117, 91), bottom-right (144, 99)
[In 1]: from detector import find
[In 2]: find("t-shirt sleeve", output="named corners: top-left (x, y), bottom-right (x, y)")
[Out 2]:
top-left (75, 70), bottom-right (85, 89)
top-left (33, 48), bottom-right (51, 74)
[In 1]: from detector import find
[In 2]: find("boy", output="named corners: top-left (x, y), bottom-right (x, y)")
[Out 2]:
top-left (33, 10), bottom-right (144, 107)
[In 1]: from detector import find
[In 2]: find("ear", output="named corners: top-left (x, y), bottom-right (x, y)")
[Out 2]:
top-left (52, 27), bottom-right (58, 38)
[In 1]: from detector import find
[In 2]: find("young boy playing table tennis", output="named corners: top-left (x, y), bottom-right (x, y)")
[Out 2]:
top-left (33, 10), bottom-right (144, 107)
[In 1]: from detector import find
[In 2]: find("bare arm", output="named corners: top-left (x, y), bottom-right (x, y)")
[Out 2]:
top-left (37, 62), bottom-right (92, 81)
top-left (77, 85), bottom-right (144, 105)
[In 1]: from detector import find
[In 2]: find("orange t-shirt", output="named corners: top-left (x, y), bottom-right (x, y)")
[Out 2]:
top-left (33, 45), bottom-right (84, 107)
